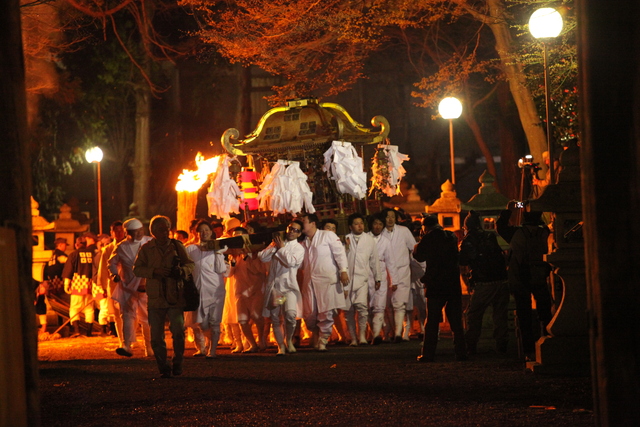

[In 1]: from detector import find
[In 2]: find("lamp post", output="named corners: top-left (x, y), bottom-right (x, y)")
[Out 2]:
top-left (85, 146), bottom-right (103, 234)
top-left (438, 96), bottom-right (463, 185)
top-left (529, 7), bottom-right (563, 183)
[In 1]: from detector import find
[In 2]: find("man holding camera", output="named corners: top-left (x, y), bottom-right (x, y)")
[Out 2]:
top-left (133, 215), bottom-right (194, 378)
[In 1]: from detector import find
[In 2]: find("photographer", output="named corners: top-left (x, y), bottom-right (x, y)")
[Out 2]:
top-left (133, 215), bottom-right (194, 378)
top-left (530, 152), bottom-right (550, 198)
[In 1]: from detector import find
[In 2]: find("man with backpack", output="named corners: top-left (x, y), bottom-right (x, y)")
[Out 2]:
top-left (502, 209), bottom-right (553, 361)
top-left (459, 211), bottom-right (510, 355)
top-left (414, 215), bottom-right (467, 362)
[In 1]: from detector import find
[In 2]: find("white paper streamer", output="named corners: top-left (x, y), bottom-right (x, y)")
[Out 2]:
top-left (257, 160), bottom-right (316, 215)
top-left (206, 156), bottom-right (243, 219)
top-left (322, 140), bottom-right (368, 199)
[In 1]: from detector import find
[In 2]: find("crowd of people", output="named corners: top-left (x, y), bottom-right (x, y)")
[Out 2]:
top-left (39, 204), bottom-right (553, 377)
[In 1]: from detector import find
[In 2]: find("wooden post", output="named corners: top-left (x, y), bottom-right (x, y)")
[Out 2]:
top-left (578, 1), bottom-right (640, 424)
top-left (0, 1), bottom-right (40, 424)
top-left (177, 190), bottom-right (198, 232)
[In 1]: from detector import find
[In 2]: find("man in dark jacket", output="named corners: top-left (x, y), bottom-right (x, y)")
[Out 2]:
top-left (502, 210), bottom-right (552, 360)
top-left (459, 212), bottom-right (509, 355)
top-left (413, 215), bottom-right (467, 362)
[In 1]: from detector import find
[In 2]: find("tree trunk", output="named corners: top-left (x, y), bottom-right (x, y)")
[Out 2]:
top-left (133, 78), bottom-right (151, 219)
top-left (462, 83), bottom-right (498, 183)
top-left (496, 81), bottom-right (521, 200)
top-left (485, 0), bottom-right (547, 165)
top-left (0, 0), bottom-right (40, 424)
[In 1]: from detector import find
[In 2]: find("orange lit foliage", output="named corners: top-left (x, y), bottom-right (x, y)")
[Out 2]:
top-left (181, 0), bottom-right (384, 104)
top-left (183, 0), bottom-right (574, 165)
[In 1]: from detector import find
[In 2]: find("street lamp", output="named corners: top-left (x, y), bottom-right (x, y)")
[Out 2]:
top-left (85, 146), bottom-right (103, 234)
top-left (529, 7), bottom-right (563, 183)
top-left (438, 96), bottom-right (463, 185)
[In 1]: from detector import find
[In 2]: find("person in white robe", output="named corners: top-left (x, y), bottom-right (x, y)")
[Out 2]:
top-left (300, 213), bottom-right (350, 351)
top-left (259, 220), bottom-right (305, 355)
top-left (367, 214), bottom-right (397, 344)
top-left (230, 227), bottom-right (269, 353)
top-left (322, 219), bottom-right (349, 344)
top-left (108, 218), bottom-right (153, 357)
top-left (380, 208), bottom-right (417, 342)
top-left (186, 220), bottom-right (229, 358)
top-left (344, 213), bottom-right (381, 346)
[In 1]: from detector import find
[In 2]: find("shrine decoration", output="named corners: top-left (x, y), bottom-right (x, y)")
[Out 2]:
top-left (322, 140), bottom-right (367, 199)
top-left (206, 155), bottom-right (244, 219)
top-left (369, 142), bottom-right (410, 197)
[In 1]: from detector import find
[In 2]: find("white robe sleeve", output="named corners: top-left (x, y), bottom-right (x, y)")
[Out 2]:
top-left (275, 241), bottom-right (305, 269)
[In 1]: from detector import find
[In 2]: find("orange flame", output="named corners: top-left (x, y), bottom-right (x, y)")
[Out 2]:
top-left (175, 153), bottom-right (220, 192)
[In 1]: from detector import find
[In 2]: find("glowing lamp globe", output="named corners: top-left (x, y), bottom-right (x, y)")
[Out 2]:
top-left (438, 97), bottom-right (463, 120)
top-left (85, 147), bottom-right (103, 163)
top-left (529, 8), bottom-right (563, 39)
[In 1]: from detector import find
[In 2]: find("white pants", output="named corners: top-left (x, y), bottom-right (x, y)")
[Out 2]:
top-left (304, 298), bottom-right (336, 336)
top-left (69, 294), bottom-right (94, 323)
top-left (97, 298), bottom-right (109, 325)
top-left (120, 291), bottom-right (151, 350)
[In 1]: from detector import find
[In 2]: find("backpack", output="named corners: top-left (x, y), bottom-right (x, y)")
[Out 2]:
top-left (517, 226), bottom-right (552, 283)
top-left (466, 231), bottom-right (507, 283)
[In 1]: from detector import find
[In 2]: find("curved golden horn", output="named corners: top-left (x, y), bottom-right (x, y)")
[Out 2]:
top-left (371, 115), bottom-right (390, 140)
top-left (221, 128), bottom-right (245, 156)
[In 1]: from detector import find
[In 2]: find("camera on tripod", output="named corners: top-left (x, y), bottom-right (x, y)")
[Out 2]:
top-left (518, 154), bottom-right (541, 174)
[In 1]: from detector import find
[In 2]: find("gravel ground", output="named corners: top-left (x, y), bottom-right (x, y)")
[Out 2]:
top-left (38, 330), bottom-right (594, 426)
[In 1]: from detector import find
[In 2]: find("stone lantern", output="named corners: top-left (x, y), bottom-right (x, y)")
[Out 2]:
top-left (31, 197), bottom-right (52, 282)
top-left (425, 180), bottom-right (461, 232)
top-left (527, 141), bottom-right (588, 374)
top-left (461, 170), bottom-right (511, 248)
top-left (46, 203), bottom-right (89, 248)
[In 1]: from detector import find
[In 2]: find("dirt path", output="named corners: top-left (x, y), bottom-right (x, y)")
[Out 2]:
top-left (38, 333), bottom-right (594, 426)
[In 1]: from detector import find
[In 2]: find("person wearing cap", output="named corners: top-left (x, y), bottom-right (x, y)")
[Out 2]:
top-left (44, 238), bottom-right (69, 295)
top-left (222, 217), bottom-right (242, 237)
top-left (62, 236), bottom-right (96, 337)
top-left (380, 208), bottom-right (417, 343)
top-left (414, 215), bottom-right (467, 362)
top-left (134, 215), bottom-right (194, 378)
top-left (503, 209), bottom-right (552, 361)
top-left (83, 232), bottom-right (99, 258)
top-left (108, 218), bottom-right (153, 357)
top-left (299, 213), bottom-right (350, 352)
top-left (36, 238), bottom-right (69, 333)
top-left (459, 211), bottom-right (509, 355)
top-left (95, 221), bottom-right (126, 339)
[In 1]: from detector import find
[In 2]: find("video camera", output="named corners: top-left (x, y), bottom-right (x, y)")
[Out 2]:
top-left (517, 155), bottom-right (541, 172)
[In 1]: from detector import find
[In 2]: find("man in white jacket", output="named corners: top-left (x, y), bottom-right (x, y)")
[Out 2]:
top-left (367, 214), bottom-right (396, 345)
top-left (96, 221), bottom-right (126, 343)
top-left (108, 218), bottom-right (153, 357)
top-left (381, 208), bottom-right (417, 343)
top-left (344, 213), bottom-right (381, 346)
top-left (300, 213), bottom-right (350, 351)
top-left (186, 220), bottom-right (229, 358)
top-left (259, 220), bottom-right (305, 355)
